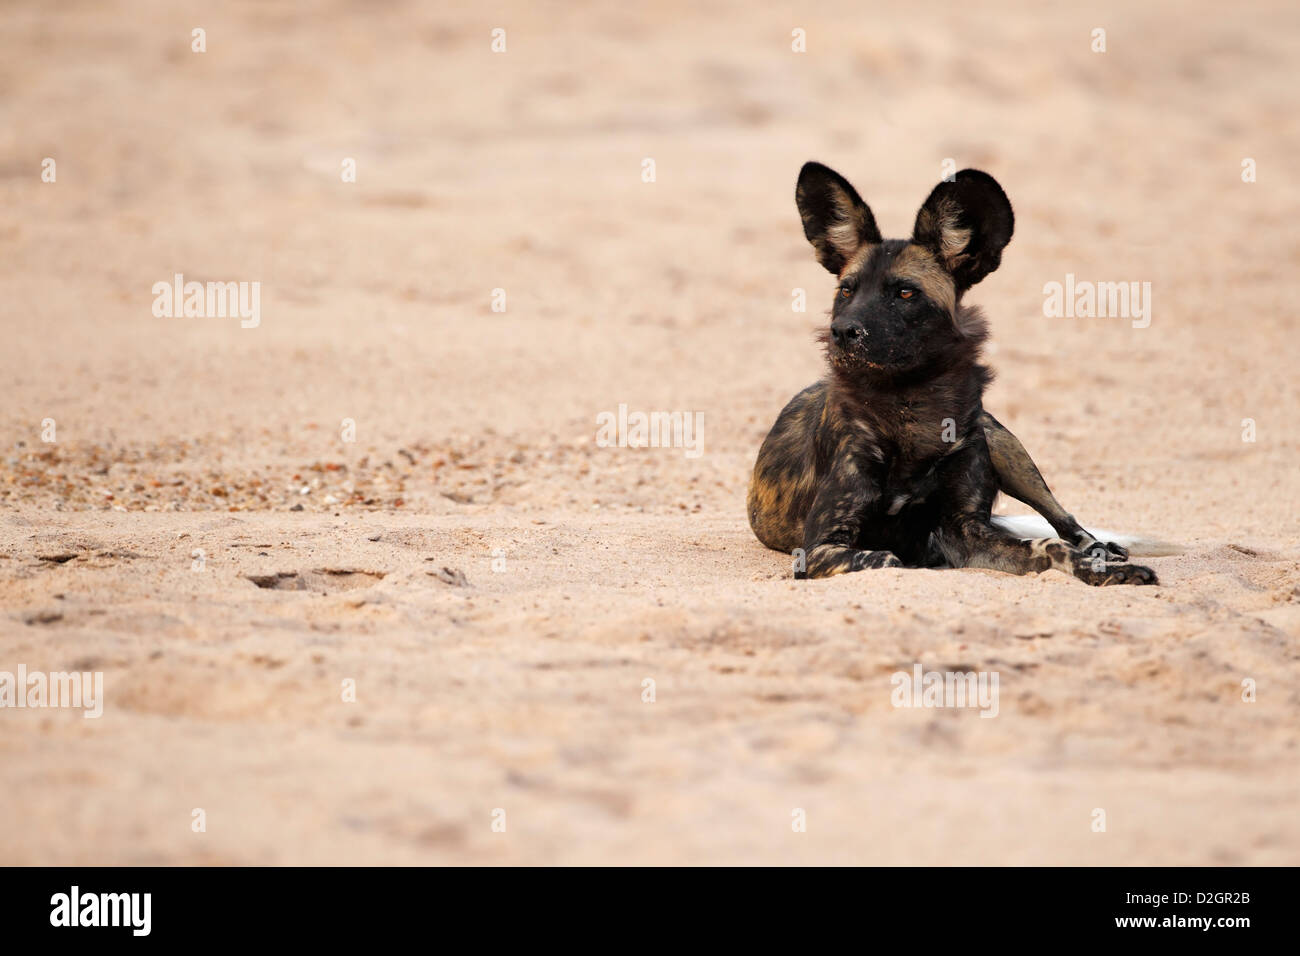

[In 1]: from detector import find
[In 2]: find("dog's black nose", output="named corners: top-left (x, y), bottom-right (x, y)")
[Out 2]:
top-left (831, 323), bottom-right (863, 347)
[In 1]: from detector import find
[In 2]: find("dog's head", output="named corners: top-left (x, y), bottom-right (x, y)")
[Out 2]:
top-left (795, 162), bottom-right (1013, 380)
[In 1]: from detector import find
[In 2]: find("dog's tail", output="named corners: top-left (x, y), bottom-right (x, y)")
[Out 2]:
top-left (990, 515), bottom-right (1185, 557)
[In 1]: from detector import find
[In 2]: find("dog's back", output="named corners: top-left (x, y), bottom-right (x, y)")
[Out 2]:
top-left (747, 382), bottom-right (827, 553)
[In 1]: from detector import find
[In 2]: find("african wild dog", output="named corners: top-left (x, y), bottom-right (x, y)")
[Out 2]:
top-left (747, 162), bottom-right (1157, 585)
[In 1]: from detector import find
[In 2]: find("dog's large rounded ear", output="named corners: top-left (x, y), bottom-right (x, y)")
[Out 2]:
top-left (911, 170), bottom-right (1014, 289)
top-left (796, 162), bottom-right (882, 275)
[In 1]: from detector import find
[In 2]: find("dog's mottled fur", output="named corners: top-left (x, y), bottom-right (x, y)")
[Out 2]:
top-left (748, 162), bottom-right (1156, 585)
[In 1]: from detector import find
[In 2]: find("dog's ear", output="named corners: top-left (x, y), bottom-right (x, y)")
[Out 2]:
top-left (796, 162), bottom-right (882, 275)
top-left (911, 170), bottom-right (1014, 289)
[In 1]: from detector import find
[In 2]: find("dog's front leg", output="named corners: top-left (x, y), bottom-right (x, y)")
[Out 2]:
top-left (797, 460), bottom-right (901, 579)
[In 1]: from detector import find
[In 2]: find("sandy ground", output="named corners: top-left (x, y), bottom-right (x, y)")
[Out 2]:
top-left (1, 0), bottom-right (1298, 865)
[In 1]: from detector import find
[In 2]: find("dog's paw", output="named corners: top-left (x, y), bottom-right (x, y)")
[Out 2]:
top-left (851, 549), bottom-right (903, 571)
top-left (1079, 537), bottom-right (1129, 562)
top-left (1075, 562), bottom-right (1158, 586)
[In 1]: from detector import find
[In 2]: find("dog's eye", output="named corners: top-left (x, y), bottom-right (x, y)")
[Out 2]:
top-left (898, 288), bottom-right (915, 300)
top-left (840, 286), bottom-right (852, 298)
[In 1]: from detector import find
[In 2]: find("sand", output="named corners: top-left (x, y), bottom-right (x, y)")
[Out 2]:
top-left (1, 0), bottom-right (1297, 865)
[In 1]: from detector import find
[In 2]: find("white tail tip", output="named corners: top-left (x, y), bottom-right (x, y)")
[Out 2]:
top-left (991, 514), bottom-right (1184, 557)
